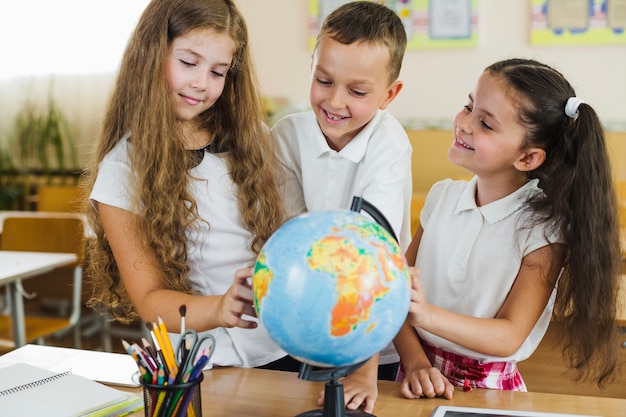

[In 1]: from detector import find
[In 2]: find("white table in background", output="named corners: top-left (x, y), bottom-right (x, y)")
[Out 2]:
top-left (0, 250), bottom-right (77, 348)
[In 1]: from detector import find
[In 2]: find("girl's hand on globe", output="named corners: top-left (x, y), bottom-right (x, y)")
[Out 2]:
top-left (407, 267), bottom-right (429, 329)
top-left (218, 267), bottom-right (258, 329)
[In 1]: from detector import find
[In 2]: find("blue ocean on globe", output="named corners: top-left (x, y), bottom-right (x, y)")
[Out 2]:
top-left (253, 210), bottom-right (411, 367)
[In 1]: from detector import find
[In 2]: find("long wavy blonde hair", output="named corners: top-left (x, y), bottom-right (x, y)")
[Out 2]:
top-left (81, 0), bottom-right (285, 323)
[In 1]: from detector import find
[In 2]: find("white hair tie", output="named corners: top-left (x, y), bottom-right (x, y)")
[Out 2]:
top-left (565, 97), bottom-right (584, 119)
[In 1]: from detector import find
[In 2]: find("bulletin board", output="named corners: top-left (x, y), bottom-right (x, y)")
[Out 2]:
top-left (530, 0), bottom-right (626, 45)
top-left (308, 0), bottom-right (479, 50)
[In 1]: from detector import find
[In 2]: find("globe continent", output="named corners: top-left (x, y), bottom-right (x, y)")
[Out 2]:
top-left (253, 210), bottom-right (411, 368)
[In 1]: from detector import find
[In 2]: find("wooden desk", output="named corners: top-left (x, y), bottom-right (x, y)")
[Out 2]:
top-left (119, 367), bottom-right (625, 417)
top-left (0, 251), bottom-right (77, 347)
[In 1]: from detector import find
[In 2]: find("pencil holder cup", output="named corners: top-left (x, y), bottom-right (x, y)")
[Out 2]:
top-left (141, 373), bottom-right (203, 417)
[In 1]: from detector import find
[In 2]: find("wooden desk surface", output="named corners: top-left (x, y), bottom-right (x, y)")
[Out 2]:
top-left (121, 367), bottom-right (626, 417)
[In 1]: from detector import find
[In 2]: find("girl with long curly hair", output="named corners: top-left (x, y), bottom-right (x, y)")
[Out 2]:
top-left (81, 0), bottom-right (292, 370)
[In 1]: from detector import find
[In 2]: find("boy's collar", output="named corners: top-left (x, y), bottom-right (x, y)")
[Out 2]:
top-left (314, 109), bottom-right (385, 163)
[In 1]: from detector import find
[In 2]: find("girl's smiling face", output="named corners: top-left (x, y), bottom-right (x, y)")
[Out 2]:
top-left (448, 71), bottom-right (529, 180)
top-left (166, 28), bottom-right (235, 122)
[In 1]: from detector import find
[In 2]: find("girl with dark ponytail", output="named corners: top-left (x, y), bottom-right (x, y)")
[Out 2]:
top-left (396, 58), bottom-right (621, 398)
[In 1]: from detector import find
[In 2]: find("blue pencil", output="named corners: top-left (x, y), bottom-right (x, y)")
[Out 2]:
top-left (189, 354), bottom-right (208, 381)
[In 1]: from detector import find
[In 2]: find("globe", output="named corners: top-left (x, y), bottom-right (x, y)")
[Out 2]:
top-left (252, 209), bottom-right (411, 368)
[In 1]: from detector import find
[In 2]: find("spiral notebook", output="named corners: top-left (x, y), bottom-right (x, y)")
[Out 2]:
top-left (0, 363), bottom-right (134, 417)
top-left (0, 343), bottom-right (141, 387)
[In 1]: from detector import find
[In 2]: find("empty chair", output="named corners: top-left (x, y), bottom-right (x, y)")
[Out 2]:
top-left (0, 216), bottom-right (85, 352)
top-left (37, 185), bottom-right (83, 213)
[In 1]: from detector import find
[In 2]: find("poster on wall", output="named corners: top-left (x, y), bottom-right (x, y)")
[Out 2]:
top-left (530, 0), bottom-right (626, 45)
top-left (308, 0), bottom-right (479, 50)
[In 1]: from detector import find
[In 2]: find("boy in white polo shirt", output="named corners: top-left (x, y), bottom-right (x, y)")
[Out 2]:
top-left (272, 1), bottom-right (412, 414)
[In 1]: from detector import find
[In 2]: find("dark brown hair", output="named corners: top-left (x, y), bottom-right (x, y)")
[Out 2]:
top-left (487, 58), bottom-right (621, 387)
top-left (316, 1), bottom-right (407, 84)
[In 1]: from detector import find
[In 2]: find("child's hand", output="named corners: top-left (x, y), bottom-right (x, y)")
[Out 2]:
top-left (399, 366), bottom-right (454, 400)
top-left (218, 267), bottom-right (258, 329)
top-left (317, 372), bottom-right (378, 413)
top-left (406, 267), bottom-right (429, 328)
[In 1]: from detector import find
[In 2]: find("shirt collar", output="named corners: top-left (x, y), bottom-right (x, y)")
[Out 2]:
top-left (188, 140), bottom-right (225, 167)
top-left (312, 109), bottom-right (385, 163)
top-left (456, 176), bottom-right (542, 224)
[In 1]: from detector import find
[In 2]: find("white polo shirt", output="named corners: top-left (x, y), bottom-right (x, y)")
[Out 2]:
top-left (272, 109), bottom-right (413, 251)
top-left (273, 109), bottom-right (413, 366)
top-left (414, 177), bottom-right (561, 363)
top-left (90, 135), bottom-right (287, 368)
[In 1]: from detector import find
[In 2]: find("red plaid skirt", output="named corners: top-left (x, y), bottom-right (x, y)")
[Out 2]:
top-left (396, 341), bottom-right (527, 391)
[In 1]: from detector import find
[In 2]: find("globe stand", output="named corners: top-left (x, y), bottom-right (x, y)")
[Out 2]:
top-left (295, 361), bottom-right (376, 417)
top-left (293, 196), bottom-right (395, 417)
top-left (350, 196), bottom-right (398, 242)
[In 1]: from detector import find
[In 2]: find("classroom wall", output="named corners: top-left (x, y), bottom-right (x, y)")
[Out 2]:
top-left (237, 0), bottom-right (626, 130)
top-left (0, 0), bottom-right (624, 163)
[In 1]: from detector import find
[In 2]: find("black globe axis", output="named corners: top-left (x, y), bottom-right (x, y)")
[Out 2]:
top-left (295, 361), bottom-right (375, 417)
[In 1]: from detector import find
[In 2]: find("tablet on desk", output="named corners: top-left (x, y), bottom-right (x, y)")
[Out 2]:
top-left (430, 406), bottom-right (600, 417)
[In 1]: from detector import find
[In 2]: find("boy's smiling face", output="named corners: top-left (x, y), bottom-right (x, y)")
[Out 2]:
top-left (309, 33), bottom-right (402, 151)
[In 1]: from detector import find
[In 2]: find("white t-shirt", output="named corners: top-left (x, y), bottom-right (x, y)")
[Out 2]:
top-left (90, 135), bottom-right (287, 368)
top-left (414, 177), bottom-right (560, 363)
top-left (273, 109), bottom-right (413, 365)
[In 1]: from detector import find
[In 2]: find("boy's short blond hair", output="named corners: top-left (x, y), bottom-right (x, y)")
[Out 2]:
top-left (316, 1), bottom-right (407, 85)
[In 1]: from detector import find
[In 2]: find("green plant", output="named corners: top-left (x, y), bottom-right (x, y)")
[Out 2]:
top-left (11, 97), bottom-right (78, 184)
top-left (0, 94), bottom-right (79, 209)
top-left (0, 146), bottom-right (25, 210)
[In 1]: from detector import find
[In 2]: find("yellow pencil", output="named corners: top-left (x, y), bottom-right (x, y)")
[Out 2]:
top-left (152, 321), bottom-right (176, 379)
top-left (157, 317), bottom-right (179, 381)
top-left (152, 390), bottom-right (166, 417)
